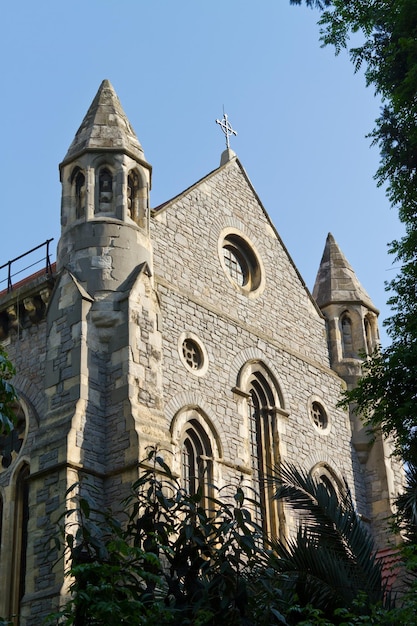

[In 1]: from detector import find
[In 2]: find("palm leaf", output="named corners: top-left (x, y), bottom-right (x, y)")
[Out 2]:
top-left (270, 463), bottom-right (388, 613)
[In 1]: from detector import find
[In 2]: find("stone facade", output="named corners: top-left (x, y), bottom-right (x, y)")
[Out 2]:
top-left (0, 80), bottom-right (403, 624)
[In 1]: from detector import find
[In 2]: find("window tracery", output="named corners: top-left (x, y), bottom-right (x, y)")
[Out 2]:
top-left (181, 419), bottom-right (213, 508)
top-left (246, 366), bottom-right (283, 539)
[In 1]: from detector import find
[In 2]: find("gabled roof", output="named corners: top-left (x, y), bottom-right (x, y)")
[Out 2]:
top-left (313, 233), bottom-right (378, 313)
top-left (61, 79), bottom-right (146, 164)
top-left (152, 155), bottom-right (324, 318)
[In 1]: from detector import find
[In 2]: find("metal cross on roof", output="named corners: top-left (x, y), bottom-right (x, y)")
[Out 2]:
top-left (216, 112), bottom-right (237, 149)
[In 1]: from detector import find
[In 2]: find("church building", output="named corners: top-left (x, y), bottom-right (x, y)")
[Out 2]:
top-left (0, 80), bottom-right (403, 625)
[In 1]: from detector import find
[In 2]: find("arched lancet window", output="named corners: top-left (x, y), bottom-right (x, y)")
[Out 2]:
top-left (341, 312), bottom-right (354, 358)
top-left (364, 314), bottom-right (376, 356)
top-left (127, 170), bottom-right (139, 220)
top-left (181, 419), bottom-right (213, 509)
top-left (246, 367), bottom-right (283, 539)
top-left (75, 171), bottom-right (86, 219)
top-left (10, 463), bottom-right (30, 619)
top-left (311, 463), bottom-right (342, 501)
top-left (97, 167), bottom-right (113, 213)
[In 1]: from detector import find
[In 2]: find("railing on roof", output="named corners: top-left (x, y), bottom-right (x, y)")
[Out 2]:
top-left (0, 239), bottom-right (54, 293)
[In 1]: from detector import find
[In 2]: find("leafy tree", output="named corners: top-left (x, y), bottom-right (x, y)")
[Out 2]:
top-left (47, 455), bottom-right (401, 625)
top-left (0, 346), bottom-right (17, 436)
top-left (47, 450), bottom-right (289, 626)
top-left (289, 0), bottom-right (417, 467)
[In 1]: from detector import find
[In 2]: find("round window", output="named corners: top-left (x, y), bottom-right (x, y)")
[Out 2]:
top-left (178, 332), bottom-right (209, 377)
top-left (308, 398), bottom-right (330, 434)
top-left (223, 244), bottom-right (249, 287)
top-left (182, 339), bottom-right (203, 371)
top-left (219, 232), bottom-right (263, 295)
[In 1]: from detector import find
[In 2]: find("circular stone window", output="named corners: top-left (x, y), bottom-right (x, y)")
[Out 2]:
top-left (308, 398), bottom-right (330, 434)
top-left (218, 230), bottom-right (264, 296)
top-left (182, 339), bottom-right (203, 370)
top-left (178, 332), bottom-right (209, 377)
top-left (0, 403), bottom-right (27, 472)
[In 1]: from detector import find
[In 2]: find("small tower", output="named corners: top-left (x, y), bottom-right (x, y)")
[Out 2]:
top-left (58, 79), bottom-right (153, 292)
top-left (313, 233), bottom-right (399, 544)
top-left (313, 233), bottom-right (379, 385)
top-left (19, 82), bottom-right (165, 623)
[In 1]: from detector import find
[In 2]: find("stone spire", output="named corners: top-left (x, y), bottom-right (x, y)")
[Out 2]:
top-left (313, 233), bottom-right (378, 313)
top-left (61, 79), bottom-right (146, 164)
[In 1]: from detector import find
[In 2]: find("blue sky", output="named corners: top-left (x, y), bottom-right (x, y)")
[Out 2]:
top-left (1, 1), bottom-right (402, 345)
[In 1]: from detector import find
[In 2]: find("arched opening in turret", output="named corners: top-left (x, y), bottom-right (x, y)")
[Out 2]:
top-left (340, 312), bottom-right (354, 358)
top-left (97, 167), bottom-right (114, 214)
top-left (71, 167), bottom-right (86, 220)
top-left (364, 313), bottom-right (378, 356)
top-left (127, 169), bottom-right (139, 221)
top-left (127, 167), bottom-right (148, 229)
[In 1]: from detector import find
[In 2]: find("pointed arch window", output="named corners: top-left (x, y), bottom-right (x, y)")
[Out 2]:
top-left (74, 170), bottom-right (86, 219)
top-left (181, 419), bottom-right (213, 508)
top-left (127, 170), bottom-right (139, 221)
top-left (311, 463), bottom-right (342, 501)
top-left (97, 167), bottom-right (113, 213)
top-left (247, 368), bottom-right (283, 539)
top-left (10, 463), bottom-right (30, 619)
top-left (341, 313), bottom-right (354, 358)
top-left (364, 314), bottom-right (377, 356)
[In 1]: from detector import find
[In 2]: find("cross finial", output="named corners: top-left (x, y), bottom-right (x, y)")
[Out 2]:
top-left (216, 111), bottom-right (237, 149)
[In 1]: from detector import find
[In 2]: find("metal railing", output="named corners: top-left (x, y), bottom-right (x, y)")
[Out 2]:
top-left (0, 239), bottom-right (54, 293)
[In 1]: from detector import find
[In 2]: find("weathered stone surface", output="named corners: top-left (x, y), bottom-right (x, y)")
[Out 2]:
top-left (0, 82), bottom-right (403, 625)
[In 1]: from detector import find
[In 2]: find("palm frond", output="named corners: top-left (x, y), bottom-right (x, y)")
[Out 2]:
top-left (271, 463), bottom-right (388, 612)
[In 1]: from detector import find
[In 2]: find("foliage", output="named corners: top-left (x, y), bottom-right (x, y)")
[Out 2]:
top-left (0, 346), bottom-right (17, 435)
top-left (393, 462), bottom-right (417, 549)
top-left (290, 0), bottom-right (417, 468)
top-left (47, 449), bottom-right (289, 626)
top-left (46, 455), bottom-right (405, 625)
top-left (271, 464), bottom-right (389, 621)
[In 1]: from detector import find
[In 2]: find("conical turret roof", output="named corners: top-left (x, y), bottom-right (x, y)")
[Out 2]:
top-left (313, 233), bottom-right (378, 312)
top-left (62, 79), bottom-right (146, 164)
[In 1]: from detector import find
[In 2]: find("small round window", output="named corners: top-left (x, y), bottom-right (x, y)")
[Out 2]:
top-left (308, 398), bottom-right (330, 434)
top-left (178, 332), bottom-right (209, 377)
top-left (219, 232), bottom-right (263, 295)
top-left (182, 339), bottom-right (203, 371)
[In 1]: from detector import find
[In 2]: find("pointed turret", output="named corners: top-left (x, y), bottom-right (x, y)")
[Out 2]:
top-left (313, 233), bottom-right (377, 313)
top-left (313, 233), bottom-right (379, 373)
top-left (62, 79), bottom-right (147, 165)
top-left (314, 235), bottom-right (398, 536)
top-left (57, 80), bottom-right (153, 291)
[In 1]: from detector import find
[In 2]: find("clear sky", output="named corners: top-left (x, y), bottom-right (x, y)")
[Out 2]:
top-left (1, 1), bottom-right (403, 345)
